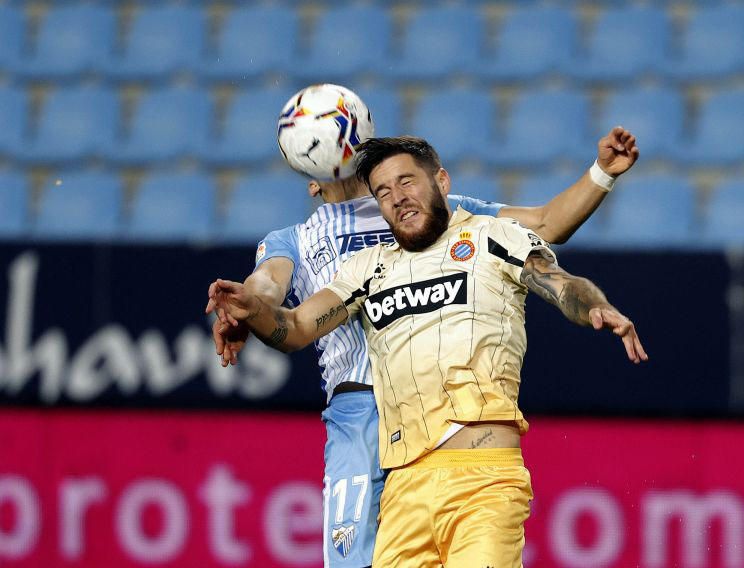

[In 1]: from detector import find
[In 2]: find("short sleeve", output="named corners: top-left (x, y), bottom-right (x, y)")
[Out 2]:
top-left (324, 247), bottom-right (379, 319)
top-left (448, 194), bottom-right (507, 217)
top-left (254, 225), bottom-right (300, 271)
top-left (487, 218), bottom-right (557, 284)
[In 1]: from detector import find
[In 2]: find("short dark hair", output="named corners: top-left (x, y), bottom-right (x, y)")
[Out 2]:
top-left (355, 136), bottom-right (442, 189)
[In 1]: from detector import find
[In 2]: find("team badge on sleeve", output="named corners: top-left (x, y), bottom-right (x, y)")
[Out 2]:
top-left (256, 242), bottom-right (266, 263)
top-left (450, 239), bottom-right (475, 261)
top-left (332, 524), bottom-right (357, 558)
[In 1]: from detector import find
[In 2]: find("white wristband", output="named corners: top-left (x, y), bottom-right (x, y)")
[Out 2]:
top-left (589, 160), bottom-right (616, 192)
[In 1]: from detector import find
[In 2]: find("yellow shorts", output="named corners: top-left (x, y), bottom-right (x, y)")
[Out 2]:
top-left (372, 448), bottom-right (532, 568)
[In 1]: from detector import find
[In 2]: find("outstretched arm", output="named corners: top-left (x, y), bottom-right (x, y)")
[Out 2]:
top-left (500, 126), bottom-right (639, 243)
top-left (207, 280), bottom-right (349, 353)
top-left (520, 250), bottom-right (648, 364)
top-left (210, 257), bottom-right (293, 366)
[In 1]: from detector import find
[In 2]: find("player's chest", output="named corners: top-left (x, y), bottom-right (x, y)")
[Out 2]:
top-left (364, 228), bottom-right (498, 329)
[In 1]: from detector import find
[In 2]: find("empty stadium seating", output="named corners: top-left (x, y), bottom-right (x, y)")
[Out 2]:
top-left (599, 174), bottom-right (697, 248)
top-left (221, 172), bottom-right (312, 241)
top-left (476, 7), bottom-right (577, 81)
top-left (703, 180), bottom-right (744, 246)
top-left (487, 90), bottom-right (593, 168)
top-left (0, 86), bottom-right (27, 159)
top-left (33, 171), bottom-right (122, 240)
top-left (411, 89), bottom-right (497, 164)
top-left (296, 5), bottom-right (391, 82)
top-left (386, 7), bottom-right (483, 81)
top-left (106, 6), bottom-right (204, 81)
top-left (665, 5), bottom-right (744, 82)
top-left (597, 87), bottom-right (684, 161)
top-left (22, 87), bottom-right (118, 163)
top-left (567, 6), bottom-right (671, 83)
top-left (450, 172), bottom-right (505, 204)
top-left (676, 89), bottom-right (744, 167)
top-left (20, 5), bottom-right (114, 79)
top-left (201, 6), bottom-right (298, 82)
top-left (0, 1), bottom-right (740, 248)
top-left (0, 171), bottom-right (28, 238)
top-left (108, 88), bottom-right (211, 164)
top-left (200, 87), bottom-right (294, 166)
top-left (126, 171), bottom-right (215, 242)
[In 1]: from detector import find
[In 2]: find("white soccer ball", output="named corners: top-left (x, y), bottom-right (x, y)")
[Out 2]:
top-left (277, 84), bottom-right (375, 181)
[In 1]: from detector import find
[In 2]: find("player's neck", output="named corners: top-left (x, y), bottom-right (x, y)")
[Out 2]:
top-left (320, 177), bottom-right (369, 203)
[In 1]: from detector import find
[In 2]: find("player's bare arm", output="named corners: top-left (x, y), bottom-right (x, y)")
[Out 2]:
top-left (207, 281), bottom-right (348, 353)
top-left (520, 249), bottom-right (649, 364)
top-left (499, 126), bottom-right (639, 244)
top-left (209, 257), bottom-right (293, 366)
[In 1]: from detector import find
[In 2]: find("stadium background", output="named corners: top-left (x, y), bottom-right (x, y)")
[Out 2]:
top-left (1, 0), bottom-right (743, 566)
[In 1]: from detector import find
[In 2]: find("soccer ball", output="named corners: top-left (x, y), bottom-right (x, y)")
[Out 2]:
top-left (277, 84), bottom-right (375, 181)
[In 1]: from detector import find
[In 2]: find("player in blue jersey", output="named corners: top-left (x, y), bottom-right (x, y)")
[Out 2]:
top-left (209, 89), bottom-right (639, 568)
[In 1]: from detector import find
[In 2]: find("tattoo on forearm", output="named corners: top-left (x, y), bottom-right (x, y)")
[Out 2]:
top-left (266, 309), bottom-right (288, 348)
top-left (315, 303), bottom-right (345, 330)
top-left (522, 251), bottom-right (607, 325)
top-left (470, 429), bottom-right (495, 449)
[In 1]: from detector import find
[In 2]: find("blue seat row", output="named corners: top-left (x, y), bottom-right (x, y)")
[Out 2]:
top-left (0, 170), bottom-right (312, 242)
top-left (1, 5), bottom-right (744, 83)
top-left (1, 170), bottom-right (742, 247)
top-left (2, 84), bottom-right (743, 168)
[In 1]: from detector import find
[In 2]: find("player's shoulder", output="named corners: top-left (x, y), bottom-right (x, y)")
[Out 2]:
top-left (260, 222), bottom-right (301, 244)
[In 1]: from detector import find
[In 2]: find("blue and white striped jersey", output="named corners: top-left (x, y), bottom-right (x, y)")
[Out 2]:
top-left (254, 194), bottom-right (506, 402)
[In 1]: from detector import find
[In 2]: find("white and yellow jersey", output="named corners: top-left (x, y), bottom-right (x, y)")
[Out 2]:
top-left (325, 206), bottom-right (555, 469)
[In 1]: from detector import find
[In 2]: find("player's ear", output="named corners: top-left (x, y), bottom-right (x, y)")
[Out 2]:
top-left (436, 168), bottom-right (451, 197)
top-left (308, 180), bottom-right (321, 197)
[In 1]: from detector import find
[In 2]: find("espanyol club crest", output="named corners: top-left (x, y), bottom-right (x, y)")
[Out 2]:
top-left (450, 239), bottom-right (475, 261)
top-left (332, 524), bottom-right (357, 558)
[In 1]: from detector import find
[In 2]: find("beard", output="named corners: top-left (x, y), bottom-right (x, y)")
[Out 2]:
top-left (392, 185), bottom-right (450, 252)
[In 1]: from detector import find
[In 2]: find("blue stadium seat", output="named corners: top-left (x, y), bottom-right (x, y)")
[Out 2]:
top-left (33, 172), bottom-right (122, 240)
top-left (450, 173), bottom-right (504, 204)
top-left (513, 172), bottom-right (603, 247)
top-left (361, 88), bottom-right (402, 139)
top-left (220, 172), bottom-right (311, 242)
top-left (200, 87), bottom-right (294, 166)
top-left (703, 180), bottom-right (744, 246)
top-left (23, 87), bottom-right (118, 164)
top-left (0, 171), bottom-right (28, 238)
top-left (597, 87), bottom-right (684, 161)
top-left (126, 172), bottom-right (215, 242)
top-left (385, 7), bottom-right (483, 81)
top-left (0, 86), bottom-right (28, 159)
top-left (296, 6), bottom-right (391, 82)
top-left (109, 88), bottom-right (211, 164)
top-left (487, 90), bottom-right (593, 168)
top-left (476, 7), bottom-right (577, 81)
top-left (201, 6), bottom-right (297, 81)
top-left (411, 89), bottom-right (497, 164)
top-left (0, 6), bottom-right (23, 72)
top-left (665, 6), bottom-right (744, 82)
top-left (601, 174), bottom-right (697, 248)
top-left (106, 6), bottom-right (203, 80)
top-left (566, 6), bottom-right (670, 82)
top-left (674, 89), bottom-right (744, 167)
top-left (19, 5), bottom-right (114, 79)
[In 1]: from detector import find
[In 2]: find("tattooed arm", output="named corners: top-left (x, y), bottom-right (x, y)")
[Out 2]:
top-left (206, 280), bottom-right (349, 353)
top-left (520, 250), bottom-right (649, 363)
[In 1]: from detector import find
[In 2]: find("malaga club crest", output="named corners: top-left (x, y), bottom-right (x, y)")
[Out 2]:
top-left (332, 524), bottom-right (356, 558)
top-left (450, 239), bottom-right (475, 261)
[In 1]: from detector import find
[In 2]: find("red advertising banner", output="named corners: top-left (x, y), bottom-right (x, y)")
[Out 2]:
top-left (1, 411), bottom-right (743, 567)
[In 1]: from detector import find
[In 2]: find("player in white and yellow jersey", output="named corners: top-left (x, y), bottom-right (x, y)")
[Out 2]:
top-left (208, 136), bottom-right (648, 567)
